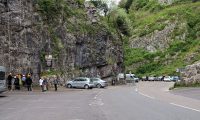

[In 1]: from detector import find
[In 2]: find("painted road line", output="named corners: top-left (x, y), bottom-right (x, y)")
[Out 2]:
top-left (135, 88), bottom-right (138, 92)
top-left (138, 92), bottom-right (155, 99)
top-left (170, 103), bottom-right (200, 113)
top-left (7, 108), bottom-right (17, 110)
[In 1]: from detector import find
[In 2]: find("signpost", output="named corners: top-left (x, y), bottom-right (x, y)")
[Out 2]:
top-left (45, 55), bottom-right (53, 67)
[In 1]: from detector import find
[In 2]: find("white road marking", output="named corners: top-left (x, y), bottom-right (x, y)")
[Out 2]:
top-left (7, 108), bottom-right (16, 110)
top-left (135, 88), bottom-right (138, 92)
top-left (164, 89), bottom-right (169, 92)
top-left (90, 91), bottom-right (104, 106)
top-left (138, 92), bottom-right (155, 99)
top-left (170, 103), bottom-right (200, 112)
top-left (37, 107), bottom-right (57, 109)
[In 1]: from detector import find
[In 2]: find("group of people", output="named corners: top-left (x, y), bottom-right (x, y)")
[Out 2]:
top-left (39, 76), bottom-right (59, 92)
top-left (7, 73), bottom-right (33, 91)
top-left (7, 73), bottom-right (60, 92)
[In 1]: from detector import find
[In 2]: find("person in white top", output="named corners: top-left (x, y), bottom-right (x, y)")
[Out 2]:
top-left (39, 78), bottom-right (44, 92)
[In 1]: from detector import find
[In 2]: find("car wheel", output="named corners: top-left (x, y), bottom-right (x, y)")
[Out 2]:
top-left (67, 84), bottom-right (72, 88)
top-left (97, 84), bottom-right (102, 88)
top-left (84, 85), bottom-right (89, 89)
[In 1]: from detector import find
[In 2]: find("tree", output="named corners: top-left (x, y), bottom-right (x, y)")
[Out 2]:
top-left (119, 0), bottom-right (127, 8)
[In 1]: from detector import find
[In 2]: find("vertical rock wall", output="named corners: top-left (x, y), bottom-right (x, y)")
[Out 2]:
top-left (0, 0), bottom-right (124, 83)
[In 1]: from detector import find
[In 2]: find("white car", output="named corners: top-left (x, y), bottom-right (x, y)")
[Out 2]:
top-left (66, 77), bottom-right (94, 89)
top-left (163, 76), bottom-right (172, 82)
top-left (90, 78), bottom-right (108, 88)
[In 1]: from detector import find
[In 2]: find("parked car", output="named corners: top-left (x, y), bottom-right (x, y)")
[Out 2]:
top-left (142, 76), bottom-right (147, 81)
top-left (149, 76), bottom-right (156, 81)
top-left (157, 76), bottom-right (165, 81)
top-left (163, 76), bottom-right (172, 82)
top-left (171, 76), bottom-right (180, 82)
top-left (66, 77), bottom-right (94, 89)
top-left (90, 78), bottom-right (108, 88)
top-left (133, 77), bottom-right (140, 82)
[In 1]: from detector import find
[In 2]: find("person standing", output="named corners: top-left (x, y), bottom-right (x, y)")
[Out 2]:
top-left (42, 78), bottom-right (47, 91)
top-left (26, 75), bottom-right (32, 91)
top-left (18, 74), bottom-right (22, 88)
top-left (14, 75), bottom-right (20, 90)
top-left (53, 77), bottom-right (59, 91)
top-left (7, 73), bottom-right (13, 91)
top-left (22, 75), bottom-right (26, 87)
top-left (39, 77), bottom-right (44, 92)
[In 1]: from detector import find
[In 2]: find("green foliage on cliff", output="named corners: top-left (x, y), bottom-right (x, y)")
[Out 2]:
top-left (118, 0), bottom-right (200, 76)
top-left (37, 0), bottom-right (73, 23)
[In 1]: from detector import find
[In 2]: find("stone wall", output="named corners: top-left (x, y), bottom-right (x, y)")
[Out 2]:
top-left (0, 0), bottom-right (124, 84)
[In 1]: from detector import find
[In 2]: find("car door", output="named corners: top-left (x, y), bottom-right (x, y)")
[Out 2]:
top-left (72, 79), bottom-right (79, 87)
top-left (79, 78), bottom-right (87, 88)
top-left (92, 78), bottom-right (98, 86)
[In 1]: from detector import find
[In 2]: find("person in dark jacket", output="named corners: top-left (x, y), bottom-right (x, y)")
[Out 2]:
top-left (26, 75), bottom-right (32, 91)
top-left (53, 77), bottom-right (59, 91)
top-left (7, 73), bottom-right (13, 91)
top-left (14, 75), bottom-right (20, 90)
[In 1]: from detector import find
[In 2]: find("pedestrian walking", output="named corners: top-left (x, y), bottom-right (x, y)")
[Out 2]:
top-left (26, 75), bottom-right (32, 91)
top-left (7, 73), bottom-right (13, 91)
top-left (39, 77), bottom-right (44, 92)
top-left (53, 77), bottom-right (59, 91)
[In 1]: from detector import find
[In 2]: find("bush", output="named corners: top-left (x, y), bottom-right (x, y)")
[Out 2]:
top-left (143, 0), bottom-right (165, 12)
top-left (132, 0), bottom-right (149, 10)
top-left (37, 0), bottom-right (72, 23)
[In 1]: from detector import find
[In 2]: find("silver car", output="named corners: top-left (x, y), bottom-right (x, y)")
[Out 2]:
top-left (66, 77), bottom-right (94, 89)
top-left (90, 78), bottom-right (108, 88)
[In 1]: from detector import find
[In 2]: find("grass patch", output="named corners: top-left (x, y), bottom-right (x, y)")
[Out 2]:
top-left (174, 81), bottom-right (200, 88)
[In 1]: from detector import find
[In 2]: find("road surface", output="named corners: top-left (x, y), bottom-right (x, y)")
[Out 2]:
top-left (0, 82), bottom-right (200, 120)
top-left (171, 88), bottom-right (200, 100)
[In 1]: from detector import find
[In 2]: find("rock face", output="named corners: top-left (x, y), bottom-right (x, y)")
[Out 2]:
top-left (181, 61), bottom-right (200, 84)
top-left (0, 0), bottom-right (123, 84)
top-left (158, 0), bottom-right (173, 4)
top-left (130, 23), bottom-right (176, 52)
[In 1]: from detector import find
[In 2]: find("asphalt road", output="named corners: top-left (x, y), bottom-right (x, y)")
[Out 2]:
top-left (0, 84), bottom-right (200, 120)
top-left (171, 88), bottom-right (200, 100)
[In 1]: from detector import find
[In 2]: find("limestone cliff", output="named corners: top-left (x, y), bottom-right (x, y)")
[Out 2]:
top-left (0, 0), bottom-right (124, 83)
top-left (181, 61), bottom-right (200, 84)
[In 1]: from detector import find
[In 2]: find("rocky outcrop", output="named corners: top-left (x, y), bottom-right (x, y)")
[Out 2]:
top-left (0, 0), bottom-right (123, 84)
top-left (130, 23), bottom-right (176, 52)
top-left (181, 61), bottom-right (200, 84)
top-left (158, 0), bottom-right (173, 4)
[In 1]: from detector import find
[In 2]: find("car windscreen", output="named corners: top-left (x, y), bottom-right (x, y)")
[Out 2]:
top-left (0, 71), bottom-right (5, 80)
